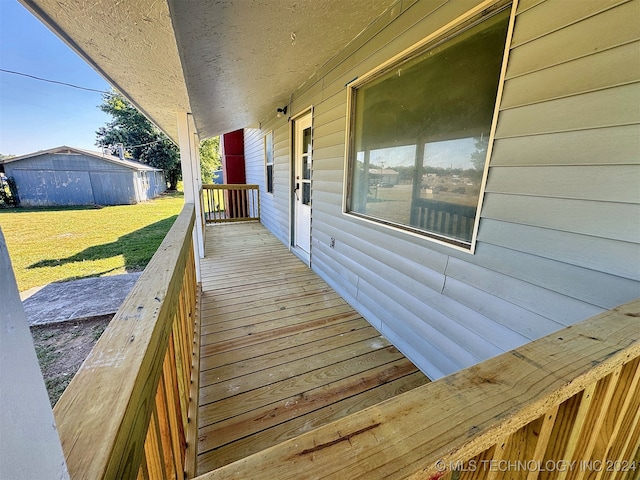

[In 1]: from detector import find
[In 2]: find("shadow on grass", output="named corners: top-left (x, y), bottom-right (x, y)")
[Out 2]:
top-left (28, 216), bottom-right (178, 275)
top-left (51, 266), bottom-right (124, 283)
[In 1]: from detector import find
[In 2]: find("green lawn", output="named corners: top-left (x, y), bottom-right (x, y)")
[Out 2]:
top-left (0, 192), bottom-right (185, 292)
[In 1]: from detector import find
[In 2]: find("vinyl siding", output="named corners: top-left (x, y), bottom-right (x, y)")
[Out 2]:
top-left (243, 0), bottom-right (640, 379)
top-left (244, 124), bottom-right (291, 245)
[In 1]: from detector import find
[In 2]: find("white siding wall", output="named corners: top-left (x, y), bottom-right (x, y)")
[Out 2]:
top-left (244, 0), bottom-right (640, 379)
top-left (245, 123), bottom-right (292, 246)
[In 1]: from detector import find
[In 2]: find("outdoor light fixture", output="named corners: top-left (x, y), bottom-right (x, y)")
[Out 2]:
top-left (276, 106), bottom-right (288, 118)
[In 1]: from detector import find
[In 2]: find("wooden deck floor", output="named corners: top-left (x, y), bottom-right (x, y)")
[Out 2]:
top-left (197, 222), bottom-right (430, 475)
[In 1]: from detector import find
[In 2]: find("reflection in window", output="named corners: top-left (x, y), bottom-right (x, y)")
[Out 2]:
top-left (265, 131), bottom-right (274, 193)
top-left (347, 6), bottom-right (510, 247)
top-left (301, 126), bottom-right (312, 205)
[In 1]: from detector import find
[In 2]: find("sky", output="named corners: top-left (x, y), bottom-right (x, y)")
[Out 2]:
top-left (368, 137), bottom-right (478, 170)
top-left (0, 0), bottom-right (112, 156)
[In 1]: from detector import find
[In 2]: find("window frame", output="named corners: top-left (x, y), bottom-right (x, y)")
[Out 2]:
top-left (264, 130), bottom-right (274, 194)
top-left (343, 0), bottom-right (516, 253)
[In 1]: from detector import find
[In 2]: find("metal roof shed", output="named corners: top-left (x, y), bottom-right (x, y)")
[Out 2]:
top-left (1, 146), bottom-right (166, 207)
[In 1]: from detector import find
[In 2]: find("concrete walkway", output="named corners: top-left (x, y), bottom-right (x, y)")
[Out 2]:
top-left (22, 273), bottom-right (141, 326)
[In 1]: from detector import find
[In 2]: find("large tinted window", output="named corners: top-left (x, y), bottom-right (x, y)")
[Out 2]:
top-left (347, 7), bottom-right (511, 248)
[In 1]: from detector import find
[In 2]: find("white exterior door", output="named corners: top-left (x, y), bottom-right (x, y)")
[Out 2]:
top-left (293, 113), bottom-right (312, 260)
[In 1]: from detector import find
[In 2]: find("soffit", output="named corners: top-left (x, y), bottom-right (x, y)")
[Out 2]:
top-left (168, 0), bottom-right (399, 139)
top-left (20, 0), bottom-right (399, 141)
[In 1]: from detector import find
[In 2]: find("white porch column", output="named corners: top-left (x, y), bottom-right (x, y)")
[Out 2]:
top-left (191, 129), bottom-right (204, 234)
top-left (0, 228), bottom-right (70, 479)
top-left (177, 111), bottom-right (204, 282)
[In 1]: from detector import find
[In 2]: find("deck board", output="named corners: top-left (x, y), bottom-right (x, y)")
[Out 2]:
top-left (197, 222), bottom-right (430, 474)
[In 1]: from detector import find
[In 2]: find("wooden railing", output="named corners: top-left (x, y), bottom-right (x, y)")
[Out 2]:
top-left (196, 299), bottom-right (640, 479)
top-left (410, 198), bottom-right (476, 242)
top-left (202, 184), bottom-right (260, 224)
top-left (53, 203), bottom-right (201, 479)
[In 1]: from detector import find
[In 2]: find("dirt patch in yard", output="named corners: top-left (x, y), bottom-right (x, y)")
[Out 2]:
top-left (30, 315), bottom-right (113, 407)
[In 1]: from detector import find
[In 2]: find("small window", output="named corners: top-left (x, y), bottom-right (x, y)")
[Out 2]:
top-left (265, 131), bottom-right (274, 194)
top-left (346, 5), bottom-right (512, 249)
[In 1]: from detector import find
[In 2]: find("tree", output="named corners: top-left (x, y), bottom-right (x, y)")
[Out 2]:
top-left (96, 92), bottom-right (181, 190)
top-left (199, 137), bottom-right (221, 184)
top-left (470, 135), bottom-right (489, 176)
top-left (0, 155), bottom-right (18, 206)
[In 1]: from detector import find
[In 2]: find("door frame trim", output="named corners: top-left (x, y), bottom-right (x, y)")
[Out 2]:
top-left (289, 107), bottom-right (314, 265)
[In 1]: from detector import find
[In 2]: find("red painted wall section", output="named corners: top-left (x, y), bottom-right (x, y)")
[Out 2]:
top-left (222, 129), bottom-right (246, 184)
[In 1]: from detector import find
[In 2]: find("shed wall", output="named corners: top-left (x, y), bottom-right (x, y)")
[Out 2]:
top-left (244, 0), bottom-right (640, 379)
top-left (90, 171), bottom-right (138, 205)
top-left (9, 168), bottom-right (94, 207)
top-left (3, 153), bottom-right (165, 206)
top-left (148, 171), bottom-right (167, 198)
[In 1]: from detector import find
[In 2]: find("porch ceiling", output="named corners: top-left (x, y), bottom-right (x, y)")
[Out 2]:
top-left (20, 0), bottom-right (399, 142)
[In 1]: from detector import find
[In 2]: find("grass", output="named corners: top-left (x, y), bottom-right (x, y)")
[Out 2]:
top-left (0, 192), bottom-right (184, 291)
top-left (44, 373), bottom-right (75, 407)
top-left (33, 341), bottom-right (66, 405)
top-left (35, 342), bottom-right (61, 368)
top-left (92, 322), bottom-right (108, 341)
